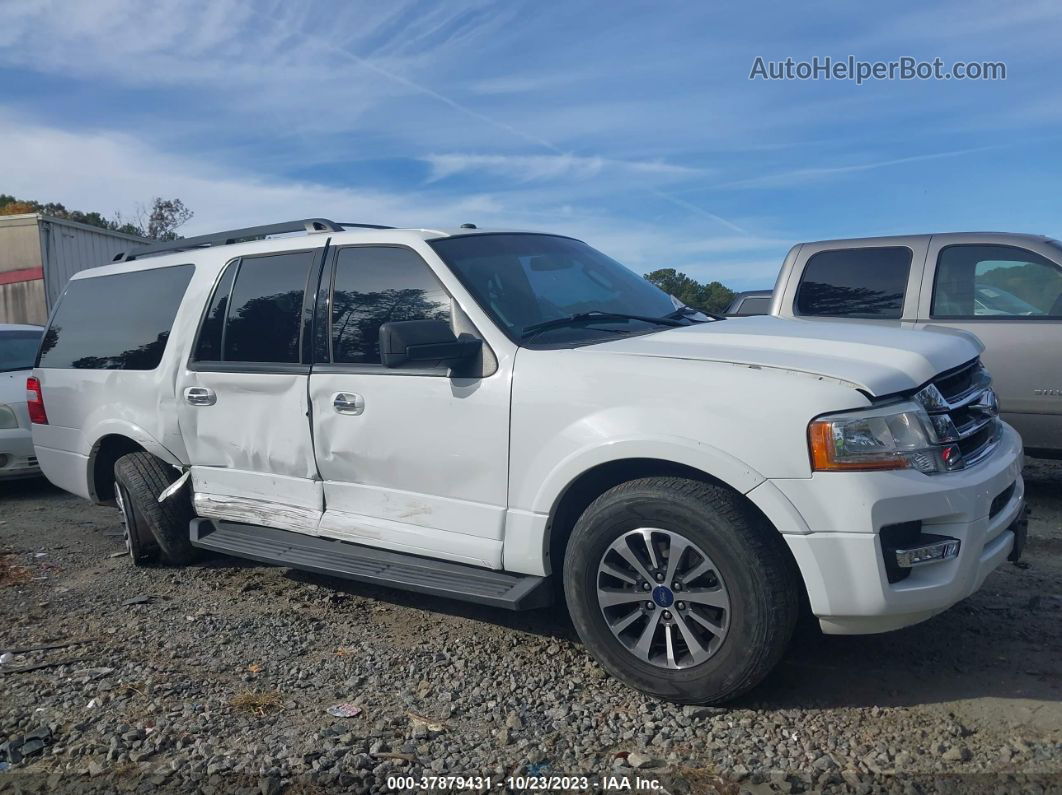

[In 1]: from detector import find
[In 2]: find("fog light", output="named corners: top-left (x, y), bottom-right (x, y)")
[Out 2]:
top-left (0, 454), bottom-right (9, 468)
top-left (894, 536), bottom-right (960, 568)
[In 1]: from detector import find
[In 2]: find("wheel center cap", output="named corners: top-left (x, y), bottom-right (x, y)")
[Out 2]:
top-left (651, 585), bottom-right (674, 607)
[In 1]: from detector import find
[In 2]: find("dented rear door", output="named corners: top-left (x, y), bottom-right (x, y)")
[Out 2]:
top-left (176, 243), bottom-right (329, 532)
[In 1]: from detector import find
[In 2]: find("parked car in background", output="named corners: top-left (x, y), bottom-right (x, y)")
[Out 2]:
top-left (770, 233), bottom-right (1062, 458)
top-left (724, 289), bottom-right (772, 316)
top-left (0, 323), bottom-right (43, 479)
top-left (30, 219), bottom-right (1027, 704)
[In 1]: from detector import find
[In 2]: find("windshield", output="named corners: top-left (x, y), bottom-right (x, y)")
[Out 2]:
top-left (429, 234), bottom-right (683, 345)
top-left (0, 330), bottom-right (42, 373)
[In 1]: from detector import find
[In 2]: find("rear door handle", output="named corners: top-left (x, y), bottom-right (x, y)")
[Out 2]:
top-left (184, 387), bottom-right (217, 407)
top-left (333, 392), bottom-right (364, 415)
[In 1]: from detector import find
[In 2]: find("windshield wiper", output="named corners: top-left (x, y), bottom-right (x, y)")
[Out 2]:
top-left (520, 311), bottom-right (685, 340)
top-left (0, 366), bottom-right (35, 373)
top-left (666, 306), bottom-right (726, 322)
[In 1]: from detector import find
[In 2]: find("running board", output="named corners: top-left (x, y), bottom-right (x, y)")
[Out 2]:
top-left (189, 519), bottom-right (552, 611)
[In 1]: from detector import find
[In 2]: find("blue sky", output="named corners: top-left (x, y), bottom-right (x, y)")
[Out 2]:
top-left (1, 0), bottom-right (1060, 290)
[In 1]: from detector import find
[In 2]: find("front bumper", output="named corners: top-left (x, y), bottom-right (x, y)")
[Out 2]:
top-left (773, 422), bottom-right (1025, 635)
top-left (0, 427), bottom-right (41, 480)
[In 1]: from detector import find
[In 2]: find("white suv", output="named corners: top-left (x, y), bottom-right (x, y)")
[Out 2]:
top-left (30, 219), bottom-right (1028, 704)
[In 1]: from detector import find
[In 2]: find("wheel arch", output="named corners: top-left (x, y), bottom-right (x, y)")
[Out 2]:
top-left (539, 453), bottom-right (809, 617)
top-left (87, 427), bottom-right (182, 505)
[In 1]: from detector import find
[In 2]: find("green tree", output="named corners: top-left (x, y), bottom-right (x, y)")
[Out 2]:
top-left (644, 267), bottom-right (735, 314)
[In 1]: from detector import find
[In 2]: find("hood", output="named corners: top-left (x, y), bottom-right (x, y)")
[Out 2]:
top-left (589, 316), bottom-right (982, 397)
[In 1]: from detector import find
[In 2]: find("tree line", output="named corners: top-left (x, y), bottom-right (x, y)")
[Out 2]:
top-left (0, 194), bottom-right (193, 241)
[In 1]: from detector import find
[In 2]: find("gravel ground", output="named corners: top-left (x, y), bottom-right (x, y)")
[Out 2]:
top-left (1, 460), bottom-right (1060, 794)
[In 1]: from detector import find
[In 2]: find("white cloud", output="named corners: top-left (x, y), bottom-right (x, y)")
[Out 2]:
top-left (423, 153), bottom-right (704, 183)
top-left (0, 114), bottom-right (499, 234)
top-left (714, 145), bottom-right (1004, 190)
top-left (0, 114), bottom-right (782, 285)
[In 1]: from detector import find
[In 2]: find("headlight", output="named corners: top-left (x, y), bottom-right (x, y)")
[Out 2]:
top-left (0, 404), bottom-right (18, 430)
top-left (808, 403), bottom-right (957, 474)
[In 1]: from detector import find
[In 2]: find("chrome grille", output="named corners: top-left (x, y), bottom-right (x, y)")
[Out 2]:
top-left (914, 358), bottom-right (1001, 471)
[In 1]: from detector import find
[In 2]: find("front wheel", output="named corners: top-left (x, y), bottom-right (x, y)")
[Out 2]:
top-left (563, 477), bottom-right (799, 704)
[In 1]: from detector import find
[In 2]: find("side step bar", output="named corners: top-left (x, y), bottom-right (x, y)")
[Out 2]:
top-left (189, 519), bottom-right (552, 611)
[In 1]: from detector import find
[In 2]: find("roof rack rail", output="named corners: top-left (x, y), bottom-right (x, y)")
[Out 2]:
top-left (113, 218), bottom-right (389, 262)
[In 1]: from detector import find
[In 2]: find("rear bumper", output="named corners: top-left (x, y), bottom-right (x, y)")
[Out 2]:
top-left (774, 422), bottom-right (1025, 634)
top-left (32, 444), bottom-right (90, 498)
top-left (0, 427), bottom-right (40, 480)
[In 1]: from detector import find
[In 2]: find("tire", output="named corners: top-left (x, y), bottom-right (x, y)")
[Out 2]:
top-left (113, 452), bottom-right (197, 566)
top-left (562, 476), bottom-right (799, 704)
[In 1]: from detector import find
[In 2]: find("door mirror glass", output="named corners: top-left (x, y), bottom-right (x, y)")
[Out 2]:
top-left (378, 319), bottom-right (482, 369)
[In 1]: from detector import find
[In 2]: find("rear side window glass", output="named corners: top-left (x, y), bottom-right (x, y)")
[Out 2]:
top-left (0, 329), bottom-right (42, 372)
top-left (933, 244), bottom-right (1062, 318)
top-left (193, 262), bottom-right (237, 361)
top-left (734, 296), bottom-right (771, 316)
top-left (331, 247), bottom-right (451, 364)
top-left (38, 265), bottom-right (193, 370)
top-left (206, 251), bottom-right (314, 363)
top-left (795, 247), bottom-right (911, 318)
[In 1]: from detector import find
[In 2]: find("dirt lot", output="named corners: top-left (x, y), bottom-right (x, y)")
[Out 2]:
top-left (1, 460), bottom-right (1060, 794)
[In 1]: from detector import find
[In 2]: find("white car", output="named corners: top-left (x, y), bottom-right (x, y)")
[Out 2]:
top-left (0, 323), bottom-right (43, 480)
top-left (29, 219), bottom-right (1027, 704)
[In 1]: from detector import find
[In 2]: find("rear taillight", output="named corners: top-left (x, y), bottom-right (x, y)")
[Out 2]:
top-left (26, 377), bottom-right (48, 425)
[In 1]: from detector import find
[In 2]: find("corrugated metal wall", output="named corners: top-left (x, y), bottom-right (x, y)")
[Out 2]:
top-left (37, 217), bottom-right (150, 307)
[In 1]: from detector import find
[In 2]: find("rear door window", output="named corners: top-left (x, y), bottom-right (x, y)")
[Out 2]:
top-left (932, 245), bottom-right (1062, 318)
top-left (795, 247), bottom-right (912, 318)
top-left (194, 251), bottom-right (315, 364)
top-left (38, 265), bottom-right (193, 370)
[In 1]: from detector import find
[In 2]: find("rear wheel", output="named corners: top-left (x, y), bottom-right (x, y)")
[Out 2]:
top-left (562, 476), bottom-right (799, 704)
top-left (113, 452), bottom-right (196, 566)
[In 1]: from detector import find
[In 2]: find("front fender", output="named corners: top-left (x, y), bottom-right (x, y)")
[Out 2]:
top-left (531, 434), bottom-right (765, 516)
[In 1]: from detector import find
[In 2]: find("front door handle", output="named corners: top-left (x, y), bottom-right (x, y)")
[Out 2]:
top-left (184, 387), bottom-right (217, 407)
top-left (333, 392), bottom-right (365, 415)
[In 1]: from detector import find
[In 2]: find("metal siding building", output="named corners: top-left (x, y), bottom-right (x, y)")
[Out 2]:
top-left (0, 214), bottom-right (150, 324)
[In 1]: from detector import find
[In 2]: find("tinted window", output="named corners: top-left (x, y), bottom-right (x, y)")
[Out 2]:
top-left (331, 247), bottom-right (451, 364)
top-left (193, 262), bottom-right (237, 361)
top-left (222, 251), bottom-right (313, 363)
top-left (795, 247), bottom-right (911, 318)
top-left (933, 245), bottom-right (1062, 318)
top-left (734, 296), bottom-right (771, 316)
top-left (0, 329), bottom-right (43, 372)
top-left (430, 234), bottom-right (676, 344)
top-left (38, 265), bottom-right (193, 370)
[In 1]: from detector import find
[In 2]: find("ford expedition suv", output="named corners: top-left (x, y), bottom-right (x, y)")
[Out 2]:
top-left (29, 219), bottom-right (1028, 704)
top-left (770, 232), bottom-right (1062, 458)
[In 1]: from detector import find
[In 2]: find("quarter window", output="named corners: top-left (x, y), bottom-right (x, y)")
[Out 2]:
top-left (330, 247), bottom-right (451, 364)
top-left (795, 247), bottom-right (911, 319)
top-left (38, 265), bottom-right (193, 370)
top-left (933, 245), bottom-right (1062, 318)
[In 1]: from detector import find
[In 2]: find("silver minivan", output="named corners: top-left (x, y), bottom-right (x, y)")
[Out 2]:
top-left (770, 232), bottom-right (1062, 457)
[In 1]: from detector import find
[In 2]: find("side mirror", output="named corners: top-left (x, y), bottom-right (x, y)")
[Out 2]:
top-left (379, 319), bottom-right (482, 369)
